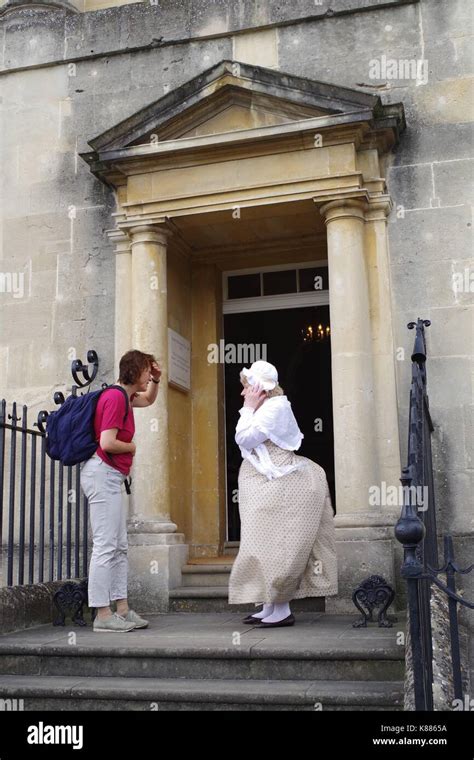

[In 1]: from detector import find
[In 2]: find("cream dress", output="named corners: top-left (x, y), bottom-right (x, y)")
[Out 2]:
top-left (228, 396), bottom-right (338, 605)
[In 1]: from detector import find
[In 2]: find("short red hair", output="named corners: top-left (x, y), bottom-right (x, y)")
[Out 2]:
top-left (118, 350), bottom-right (156, 385)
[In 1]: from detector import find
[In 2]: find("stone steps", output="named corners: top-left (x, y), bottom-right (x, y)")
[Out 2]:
top-left (223, 542), bottom-right (239, 557)
top-left (168, 586), bottom-right (326, 613)
top-left (0, 645), bottom-right (404, 682)
top-left (0, 674), bottom-right (404, 711)
top-left (0, 613), bottom-right (406, 711)
top-left (180, 563), bottom-right (233, 587)
top-left (172, 556), bottom-right (326, 613)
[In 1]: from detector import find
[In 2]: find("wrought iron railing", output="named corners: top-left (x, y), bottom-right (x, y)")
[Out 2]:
top-left (0, 351), bottom-right (102, 588)
top-left (395, 319), bottom-right (473, 710)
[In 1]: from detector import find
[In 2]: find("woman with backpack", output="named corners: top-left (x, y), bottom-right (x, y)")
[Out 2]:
top-left (80, 349), bottom-right (161, 633)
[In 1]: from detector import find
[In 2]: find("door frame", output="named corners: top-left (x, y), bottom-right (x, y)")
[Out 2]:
top-left (222, 260), bottom-right (330, 541)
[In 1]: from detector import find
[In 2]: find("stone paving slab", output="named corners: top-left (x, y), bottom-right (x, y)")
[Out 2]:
top-left (0, 613), bottom-right (405, 659)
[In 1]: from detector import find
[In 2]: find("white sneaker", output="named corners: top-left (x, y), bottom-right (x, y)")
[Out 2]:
top-left (93, 612), bottom-right (136, 633)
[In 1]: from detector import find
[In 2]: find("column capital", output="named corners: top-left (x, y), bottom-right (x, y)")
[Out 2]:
top-left (120, 222), bottom-right (173, 246)
top-left (364, 195), bottom-right (393, 222)
top-left (318, 197), bottom-right (367, 224)
top-left (316, 193), bottom-right (394, 225)
top-left (106, 227), bottom-right (132, 254)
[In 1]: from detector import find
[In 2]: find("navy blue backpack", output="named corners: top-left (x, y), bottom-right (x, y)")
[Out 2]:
top-left (45, 385), bottom-right (129, 467)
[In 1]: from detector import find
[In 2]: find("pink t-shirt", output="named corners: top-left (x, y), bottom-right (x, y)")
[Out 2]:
top-left (94, 388), bottom-right (135, 476)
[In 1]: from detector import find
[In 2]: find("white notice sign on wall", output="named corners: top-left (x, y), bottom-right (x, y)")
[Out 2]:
top-left (168, 328), bottom-right (191, 392)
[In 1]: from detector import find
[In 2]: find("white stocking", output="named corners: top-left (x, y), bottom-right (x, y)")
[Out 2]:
top-left (252, 603), bottom-right (274, 619)
top-left (261, 602), bottom-right (291, 623)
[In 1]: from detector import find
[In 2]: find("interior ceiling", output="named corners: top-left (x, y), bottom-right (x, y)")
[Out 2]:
top-left (170, 199), bottom-right (327, 251)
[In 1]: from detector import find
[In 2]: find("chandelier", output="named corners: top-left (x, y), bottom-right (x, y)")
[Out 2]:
top-left (302, 323), bottom-right (330, 342)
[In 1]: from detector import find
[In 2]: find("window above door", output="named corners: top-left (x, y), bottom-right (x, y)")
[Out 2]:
top-left (223, 262), bottom-right (329, 313)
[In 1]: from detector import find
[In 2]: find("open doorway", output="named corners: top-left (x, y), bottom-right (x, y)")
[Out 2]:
top-left (224, 304), bottom-right (335, 542)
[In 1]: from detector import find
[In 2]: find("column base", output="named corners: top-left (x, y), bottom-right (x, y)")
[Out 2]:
top-left (127, 521), bottom-right (188, 612)
top-left (325, 513), bottom-right (401, 615)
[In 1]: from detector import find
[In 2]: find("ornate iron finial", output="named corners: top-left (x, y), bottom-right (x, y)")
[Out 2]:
top-left (71, 349), bottom-right (99, 390)
top-left (394, 466), bottom-right (425, 578)
top-left (35, 350), bottom-right (99, 431)
top-left (407, 318), bottom-right (431, 364)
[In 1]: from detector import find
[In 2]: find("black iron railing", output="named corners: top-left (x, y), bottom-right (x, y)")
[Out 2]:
top-left (395, 319), bottom-right (473, 711)
top-left (0, 351), bottom-right (102, 588)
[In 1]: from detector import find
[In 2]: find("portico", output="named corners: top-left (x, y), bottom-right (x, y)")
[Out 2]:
top-left (81, 59), bottom-right (405, 612)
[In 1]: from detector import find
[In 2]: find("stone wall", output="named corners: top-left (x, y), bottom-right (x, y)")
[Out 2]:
top-left (0, 579), bottom-right (84, 633)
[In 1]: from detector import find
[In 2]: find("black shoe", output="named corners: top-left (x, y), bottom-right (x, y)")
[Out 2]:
top-left (256, 614), bottom-right (295, 628)
top-left (242, 614), bottom-right (264, 624)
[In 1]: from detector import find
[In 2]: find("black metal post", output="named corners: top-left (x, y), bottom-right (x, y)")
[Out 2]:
top-left (0, 399), bottom-right (6, 578)
top-left (49, 456), bottom-right (55, 582)
top-left (18, 405), bottom-right (28, 585)
top-left (7, 402), bottom-right (18, 587)
top-left (74, 465), bottom-right (81, 577)
top-left (28, 432), bottom-right (37, 585)
top-left (395, 466), bottom-right (431, 710)
top-left (66, 466), bottom-right (73, 578)
top-left (38, 433), bottom-right (46, 583)
top-left (444, 535), bottom-right (463, 701)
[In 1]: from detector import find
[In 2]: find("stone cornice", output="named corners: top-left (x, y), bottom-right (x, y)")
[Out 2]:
top-left (0, 1), bottom-right (420, 74)
top-left (85, 112), bottom-right (387, 175)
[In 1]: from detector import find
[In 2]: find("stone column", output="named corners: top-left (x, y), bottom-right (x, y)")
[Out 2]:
top-left (108, 229), bottom-right (132, 377)
top-left (364, 198), bottom-right (401, 489)
top-left (318, 197), bottom-right (398, 612)
top-left (319, 198), bottom-right (379, 514)
top-left (121, 223), bottom-right (187, 610)
top-left (128, 224), bottom-right (173, 526)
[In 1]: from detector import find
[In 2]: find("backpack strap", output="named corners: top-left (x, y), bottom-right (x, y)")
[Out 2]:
top-left (98, 384), bottom-right (131, 472)
top-left (105, 384), bottom-right (130, 425)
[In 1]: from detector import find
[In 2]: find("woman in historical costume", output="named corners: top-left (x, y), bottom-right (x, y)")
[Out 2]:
top-left (228, 360), bottom-right (338, 627)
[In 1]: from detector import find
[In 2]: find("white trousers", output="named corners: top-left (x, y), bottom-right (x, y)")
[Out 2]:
top-left (80, 453), bottom-right (128, 608)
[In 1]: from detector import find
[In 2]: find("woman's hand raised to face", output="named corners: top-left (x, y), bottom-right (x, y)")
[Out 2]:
top-left (242, 382), bottom-right (267, 411)
top-left (150, 361), bottom-right (162, 382)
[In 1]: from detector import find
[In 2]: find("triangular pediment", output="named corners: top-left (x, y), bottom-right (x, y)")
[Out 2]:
top-left (86, 59), bottom-right (389, 155)
top-left (157, 86), bottom-right (331, 140)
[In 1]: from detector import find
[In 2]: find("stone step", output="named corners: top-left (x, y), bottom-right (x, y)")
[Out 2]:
top-left (181, 564), bottom-right (232, 587)
top-left (223, 542), bottom-right (239, 557)
top-left (0, 615), bottom-right (405, 683)
top-left (0, 674), bottom-right (404, 711)
top-left (0, 646), bottom-right (404, 682)
top-left (0, 613), bottom-right (405, 711)
top-left (168, 587), bottom-right (326, 613)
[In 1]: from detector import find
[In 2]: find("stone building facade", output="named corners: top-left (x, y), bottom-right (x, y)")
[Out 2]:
top-left (0, 0), bottom-right (472, 666)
